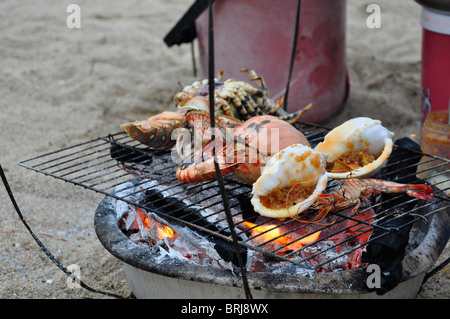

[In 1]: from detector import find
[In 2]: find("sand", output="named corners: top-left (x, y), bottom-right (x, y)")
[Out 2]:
top-left (0, 0), bottom-right (448, 299)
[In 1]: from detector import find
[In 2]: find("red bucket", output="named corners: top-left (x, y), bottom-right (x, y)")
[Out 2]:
top-left (420, 6), bottom-right (450, 123)
top-left (195, 0), bottom-right (349, 123)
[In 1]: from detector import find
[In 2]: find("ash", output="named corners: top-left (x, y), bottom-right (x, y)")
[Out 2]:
top-left (113, 179), bottom-right (368, 276)
top-left (115, 180), bottom-right (241, 271)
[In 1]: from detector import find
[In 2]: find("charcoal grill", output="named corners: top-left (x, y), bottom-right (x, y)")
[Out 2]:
top-left (17, 120), bottom-right (450, 298)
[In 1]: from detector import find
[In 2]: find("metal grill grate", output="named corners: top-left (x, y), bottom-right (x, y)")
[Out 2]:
top-left (18, 122), bottom-right (450, 270)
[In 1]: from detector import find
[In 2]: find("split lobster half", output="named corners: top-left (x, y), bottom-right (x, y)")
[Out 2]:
top-left (176, 115), bottom-right (311, 184)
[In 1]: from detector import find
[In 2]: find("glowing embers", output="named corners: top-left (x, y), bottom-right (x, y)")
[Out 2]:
top-left (115, 177), bottom-right (377, 274)
top-left (120, 206), bottom-right (178, 244)
top-left (243, 221), bottom-right (322, 255)
top-left (119, 199), bottom-right (375, 274)
top-left (119, 206), bottom-right (229, 269)
top-left (244, 205), bottom-right (375, 273)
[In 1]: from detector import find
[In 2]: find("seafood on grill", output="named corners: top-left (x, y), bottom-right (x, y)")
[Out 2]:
top-left (250, 144), bottom-right (329, 219)
top-left (175, 68), bottom-right (312, 122)
top-left (176, 115), bottom-right (311, 184)
top-left (249, 140), bottom-right (434, 220)
top-left (315, 117), bottom-right (394, 179)
top-left (311, 178), bottom-right (435, 220)
top-left (121, 68), bottom-right (312, 152)
top-left (121, 97), bottom-right (242, 151)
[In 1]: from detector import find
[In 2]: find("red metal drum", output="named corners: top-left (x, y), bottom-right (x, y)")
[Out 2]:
top-left (195, 0), bottom-right (349, 123)
top-left (420, 6), bottom-right (450, 123)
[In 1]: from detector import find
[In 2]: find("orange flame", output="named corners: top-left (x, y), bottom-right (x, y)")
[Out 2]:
top-left (244, 221), bottom-right (321, 256)
top-left (135, 207), bottom-right (178, 241)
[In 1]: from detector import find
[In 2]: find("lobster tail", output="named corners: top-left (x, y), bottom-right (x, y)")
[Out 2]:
top-left (175, 139), bottom-right (238, 183)
top-left (121, 111), bottom-right (186, 149)
top-left (406, 184), bottom-right (434, 200)
top-left (176, 158), bottom-right (237, 183)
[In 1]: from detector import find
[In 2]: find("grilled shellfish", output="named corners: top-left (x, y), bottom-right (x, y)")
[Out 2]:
top-left (315, 117), bottom-right (394, 179)
top-left (251, 144), bottom-right (328, 219)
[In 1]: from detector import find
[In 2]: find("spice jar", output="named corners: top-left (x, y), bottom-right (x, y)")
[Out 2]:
top-left (419, 110), bottom-right (450, 195)
top-left (421, 110), bottom-right (450, 158)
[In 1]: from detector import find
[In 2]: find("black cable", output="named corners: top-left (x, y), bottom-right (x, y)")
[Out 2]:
top-left (283, 0), bottom-right (302, 111)
top-left (422, 255), bottom-right (450, 284)
top-left (207, 0), bottom-right (253, 299)
top-left (0, 164), bottom-right (125, 299)
top-left (191, 41), bottom-right (197, 77)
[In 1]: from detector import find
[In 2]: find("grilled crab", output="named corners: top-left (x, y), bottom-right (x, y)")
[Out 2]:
top-left (176, 115), bottom-right (311, 184)
top-left (121, 69), bottom-right (312, 157)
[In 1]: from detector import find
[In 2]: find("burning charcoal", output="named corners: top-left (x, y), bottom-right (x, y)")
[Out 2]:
top-left (234, 192), bottom-right (259, 221)
top-left (378, 137), bottom-right (423, 183)
top-left (243, 219), bottom-right (322, 258)
top-left (361, 214), bottom-right (412, 295)
top-left (109, 138), bottom-right (154, 164)
top-left (109, 136), bottom-right (177, 181)
top-left (362, 137), bottom-right (427, 295)
top-left (139, 188), bottom-right (248, 268)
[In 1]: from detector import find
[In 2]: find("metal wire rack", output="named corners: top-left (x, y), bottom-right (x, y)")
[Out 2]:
top-left (17, 121), bottom-right (450, 270)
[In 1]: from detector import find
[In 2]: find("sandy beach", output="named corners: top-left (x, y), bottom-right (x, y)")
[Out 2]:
top-left (0, 0), bottom-right (448, 299)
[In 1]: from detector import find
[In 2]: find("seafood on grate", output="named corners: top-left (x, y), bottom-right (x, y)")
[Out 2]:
top-left (311, 178), bottom-right (435, 220)
top-left (251, 144), bottom-right (329, 219)
top-left (315, 117), bottom-right (394, 179)
top-left (249, 140), bottom-right (434, 220)
top-left (175, 68), bottom-right (312, 122)
top-left (121, 68), bottom-right (312, 153)
top-left (121, 97), bottom-right (242, 151)
top-left (176, 115), bottom-right (310, 184)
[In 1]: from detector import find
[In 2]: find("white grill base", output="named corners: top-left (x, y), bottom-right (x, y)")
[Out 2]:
top-left (123, 262), bottom-right (425, 299)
